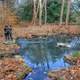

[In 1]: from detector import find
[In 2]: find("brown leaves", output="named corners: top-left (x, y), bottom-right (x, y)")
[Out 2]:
top-left (0, 58), bottom-right (31, 80)
top-left (48, 66), bottom-right (80, 80)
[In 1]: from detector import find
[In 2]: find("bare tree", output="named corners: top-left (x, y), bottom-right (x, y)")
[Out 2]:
top-left (60, 0), bottom-right (65, 25)
top-left (44, 0), bottom-right (47, 25)
top-left (39, 0), bottom-right (43, 26)
top-left (33, 0), bottom-right (37, 25)
top-left (32, 0), bottom-right (47, 26)
top-left (66, 0), bottom-right (71, 26)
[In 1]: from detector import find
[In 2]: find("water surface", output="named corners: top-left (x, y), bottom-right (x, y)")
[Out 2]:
top-left (17, 36), bottom-right (80, 80)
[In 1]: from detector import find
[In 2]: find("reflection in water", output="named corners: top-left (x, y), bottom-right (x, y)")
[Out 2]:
top-left (17, 36), bottom-right (80, 80)
top-left (17, 36), bottom-right (72, 70)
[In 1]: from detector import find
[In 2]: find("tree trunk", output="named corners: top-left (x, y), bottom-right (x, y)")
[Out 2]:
top-left (66, 0), bottom-right (71, 26)
top-left (60, 0), bottom-right (65, 25)
top-left (33, 0), bottom-right (37, 25)
top-left (44, 0), bottom-right (47, 25)
top-left (39, 0), bottom-right (42, 26)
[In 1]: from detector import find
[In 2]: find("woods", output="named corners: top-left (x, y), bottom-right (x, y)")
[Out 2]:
top-left (0, 0), bottom-right (80, 25)
top-left (12, 0), bottom-right (79, 25)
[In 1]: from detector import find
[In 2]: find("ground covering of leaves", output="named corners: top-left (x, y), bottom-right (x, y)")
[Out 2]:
top-left (48, 52), bottom-right (80, 80)
top-left (0, 42), bottom-right (19, 53)
top-left (48, 65), bottom-right (80, 80)
top-left (0, 58), bottom-right (32, 80)
top-left (13, 25), bottom-right (80, 38)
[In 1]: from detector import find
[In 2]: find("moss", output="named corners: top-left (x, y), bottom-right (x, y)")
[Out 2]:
top-left (17, 72), bottom-right (26, 80)
top-left (23, 63), bottom-right (32, 72)
top-left (58, 78), bottom-right (64, 80)
top-left (17, 69), bottom-right (32, 80)
top-left (17, 64), bottom-right (32, 80)
top-left (72, 51), bottom-right (80, 58)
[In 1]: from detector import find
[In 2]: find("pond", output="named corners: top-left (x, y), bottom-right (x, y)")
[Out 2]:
top-left (17, 36), bottom-right (80, 80)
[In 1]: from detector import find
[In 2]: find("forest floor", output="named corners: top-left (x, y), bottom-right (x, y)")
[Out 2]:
top-left (48, 65), bottom-right (80, 80)
top-left (0, 24), bottom-right (80, 80)
top-left (0, 58), bottom-right (32, 80)
top-left (0, 39), bottom-right (32, 80)
top-left (0, 24), bottom-right (80, 41)
top-left (12, 24), bottom-right (80, 38)
top-left (48, 54), bottom-right (80, 80)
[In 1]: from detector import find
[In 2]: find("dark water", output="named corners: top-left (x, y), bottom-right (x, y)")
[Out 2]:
top-left (17, 36), bottom-right (80, 80)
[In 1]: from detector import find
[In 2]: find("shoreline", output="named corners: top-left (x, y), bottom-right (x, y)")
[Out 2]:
top-left (48, 51), bottom-right (80, 80)
top-left (13, 25), bottom-right (80, 38)
top-left (0, 25), bottom-right (80, 40)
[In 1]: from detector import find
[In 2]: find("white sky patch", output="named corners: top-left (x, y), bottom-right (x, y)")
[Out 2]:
top-left (72, 0), bottom-right (74, 2)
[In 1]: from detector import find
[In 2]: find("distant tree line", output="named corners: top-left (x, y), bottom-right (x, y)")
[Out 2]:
top-left (3, 0), bottom-right (80, 24)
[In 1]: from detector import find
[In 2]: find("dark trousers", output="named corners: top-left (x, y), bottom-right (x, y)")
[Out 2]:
top-left (9, 33), bottom-right (13, 40)
top-left (5, 33), bottom-right (9, 40)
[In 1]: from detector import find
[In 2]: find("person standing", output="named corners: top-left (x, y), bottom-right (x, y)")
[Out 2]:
top-left (8, 25), bottom-right (13, 40)
top-left (4, 25), bottom-right (10, 41)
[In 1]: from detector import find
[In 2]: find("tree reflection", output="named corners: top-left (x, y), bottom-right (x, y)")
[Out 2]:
top-left (24, 38), bottom-right (67, 69)
top-left (17, 37), bottom-right (72, 69)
